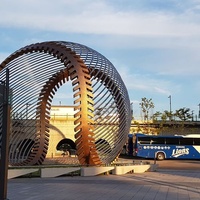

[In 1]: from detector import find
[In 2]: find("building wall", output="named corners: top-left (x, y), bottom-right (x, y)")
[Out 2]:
top-left (47, 106), bottom-right (76, 158)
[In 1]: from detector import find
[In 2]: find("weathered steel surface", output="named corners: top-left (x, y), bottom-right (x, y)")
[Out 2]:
top-left (0, 41), bottom-right (131, 166)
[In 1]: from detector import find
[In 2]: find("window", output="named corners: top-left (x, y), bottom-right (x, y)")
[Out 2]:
top-left (193, 138), bottom-right (200, 145)
top-left (179, 138), bottom-right (193, 145)
top-left (151, 137), bottom-right (165, 145)
top-left (138, 137), bottom-right (151, 144)
top-left (166, 138), bottom-right (180, 145)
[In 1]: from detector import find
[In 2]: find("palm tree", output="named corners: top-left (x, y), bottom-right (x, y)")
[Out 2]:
top-left (175, 107), bottom-right (192, 121)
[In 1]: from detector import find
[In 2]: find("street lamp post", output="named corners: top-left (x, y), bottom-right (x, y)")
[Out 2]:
top-left (191, 110), bottom-right (194, 121)
top-left (26, 103), bottom-right (31, 119)
top-left (130, 102), bottom-right (133, 120)
top-left (198, 104), bottom-right (200, 119)
top-left (168, 95), bottom-right (172, 120)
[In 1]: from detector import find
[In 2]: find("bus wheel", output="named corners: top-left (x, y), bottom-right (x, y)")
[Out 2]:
top-left (156, 152), bottom-right (165, 160)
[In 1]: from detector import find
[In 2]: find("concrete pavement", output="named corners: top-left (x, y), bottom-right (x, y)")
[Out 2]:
top-left (7, 169), bottom-right (200, 200)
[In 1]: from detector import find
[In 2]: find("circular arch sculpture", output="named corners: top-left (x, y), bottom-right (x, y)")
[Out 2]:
top-left (0, 41), bottom-right (131, 166)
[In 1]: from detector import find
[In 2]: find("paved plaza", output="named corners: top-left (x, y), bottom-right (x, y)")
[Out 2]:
top-left (7, 169), bottom-right (200, 200)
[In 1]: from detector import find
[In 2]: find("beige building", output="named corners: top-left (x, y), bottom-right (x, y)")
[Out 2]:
top-left (47, 105), bottom-right (76, 158)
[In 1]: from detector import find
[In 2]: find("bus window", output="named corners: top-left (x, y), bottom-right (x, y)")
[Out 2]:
top-left (128, 135), bottom-right (133, 156)
top-left (133, 135), bottom-right (136, 144)
top-left (166, 138), bottom-right (180, 145)
top-left (151, 137), bottom-right (165, 145)
top-left (133, 134), bottom-right (200, 160)
top-left (138, 137), bottom-right (151, 144)
top-left (180, 138), bottom-right (193, 145)
top-left (193, 138), bottom-right (200, 145)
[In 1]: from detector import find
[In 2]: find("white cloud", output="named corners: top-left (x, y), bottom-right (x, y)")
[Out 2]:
top-left (52, 91), bottom-right (73, 105)
top-left (117, 64), bottom-right (176, 96)
top-left (1, 0), bottom-right (200, 38)
top-left (0, 0), bottom-right (200, 117)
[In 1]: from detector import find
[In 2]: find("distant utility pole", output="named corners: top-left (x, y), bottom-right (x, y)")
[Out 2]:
top-left (198, 103), bottom-right (200, 119)
top-left (168, 95), bottom-right (172, 120)
top-left (191, 110), bottom-right (194, 121)
top-left (130, 102), bottom-right (133, 119)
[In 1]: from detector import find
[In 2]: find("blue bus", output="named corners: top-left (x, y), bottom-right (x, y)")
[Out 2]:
top-left (129, 133), bottom-right (200, 160)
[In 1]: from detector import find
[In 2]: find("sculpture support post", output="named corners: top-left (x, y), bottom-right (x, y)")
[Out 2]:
top-left (0, 68), bottom-right (10, 200)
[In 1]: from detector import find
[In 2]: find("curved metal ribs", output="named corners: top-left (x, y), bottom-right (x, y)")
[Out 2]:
top-left (0, 41), bottom-right (131, 166)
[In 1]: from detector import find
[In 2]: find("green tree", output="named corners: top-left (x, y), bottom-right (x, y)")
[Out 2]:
top-left (175, 107), bottom-right (192, 121)
top-left (163, 110), bottom-right (173, 121)
top-left (139, 97), bottom-right (154, 121)
top-left (152, 111), bottom-right (162, 121)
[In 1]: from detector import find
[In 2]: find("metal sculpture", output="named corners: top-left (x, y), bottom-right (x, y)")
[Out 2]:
top-left (0, 41), bottom-right (131, 166)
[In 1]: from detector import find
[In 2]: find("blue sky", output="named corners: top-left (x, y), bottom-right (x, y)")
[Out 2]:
top-left (1, 0), bottom-right (200, 120)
